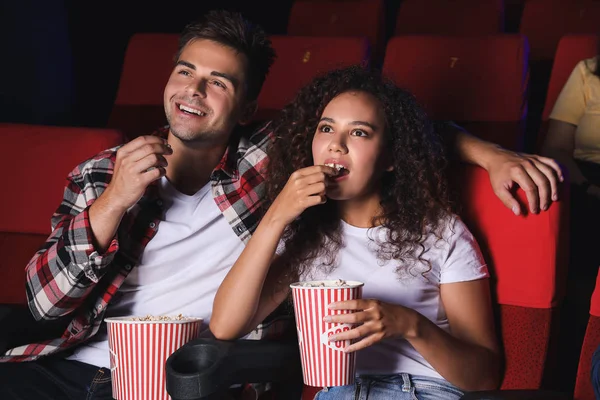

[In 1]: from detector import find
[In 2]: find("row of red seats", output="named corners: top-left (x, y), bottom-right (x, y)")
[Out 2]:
top-left (288, 0), bottom-right (600, 63)
top-left (0, 121), bottom-right (570, 394)
top-left (109, 33), bottom-right (529, 150)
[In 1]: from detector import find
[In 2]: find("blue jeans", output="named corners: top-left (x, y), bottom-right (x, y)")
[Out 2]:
top-left (0, 356), bottom-right (113, 400)
top-left (313, 373), bottom-right (464, 400)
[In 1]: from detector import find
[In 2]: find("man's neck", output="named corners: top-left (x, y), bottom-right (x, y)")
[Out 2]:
top-left (164, 133), bottom-right (229, 196)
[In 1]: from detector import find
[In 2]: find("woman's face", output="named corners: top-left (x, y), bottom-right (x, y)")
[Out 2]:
top-left (311, 91), bottom-right (391, 202)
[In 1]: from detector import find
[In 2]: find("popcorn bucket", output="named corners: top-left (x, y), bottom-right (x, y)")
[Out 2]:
top-left (290, 280), bottom-right (364, 387)
top-left (106, 316), bottom-right (203, 400)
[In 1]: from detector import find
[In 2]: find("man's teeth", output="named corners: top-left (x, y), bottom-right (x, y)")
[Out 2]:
top-left (179, 104), bottom-right (206, 116)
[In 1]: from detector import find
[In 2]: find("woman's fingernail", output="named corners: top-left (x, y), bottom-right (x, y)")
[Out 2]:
top-left (328, 335), bottom-right (337, 342)
top-left (512, 206), bottom-right (519, 216)
top-left (552, 194), bottom-right (558, 201)
top-left (323, 316), bottom-right (332, 323)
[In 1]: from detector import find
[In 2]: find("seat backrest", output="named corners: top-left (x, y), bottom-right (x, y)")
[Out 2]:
top-left (0, 124), bottom-right (124, 304)
top-left (395, 0), bottom-right (504, 35)
top-left (574, 270), bottom-right (600, 400)
top-left (255, 35), bottom-right (370, 122)
top-left (456, 165), bottom-right (569, 388)
top-left (382, 35), bottom-right (529, 149)
top-left (107, 33), bottom-right (179, 140)
top-left (383, 35), bottom-right (529, 122)
top-left (534, 34), bottom-right (597, 152)
top-left (287, 0), bottom-right (384, 62)
top-left (520, 0), bottom-right (600, 62)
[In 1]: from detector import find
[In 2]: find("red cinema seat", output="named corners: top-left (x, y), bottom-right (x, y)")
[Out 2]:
top-left (107, 33), bottom-right (179, 141)
top-left (256, 35), bottom-right (370, 122)
top-left (383, 35), bottom-right (529, 150)
top-left (520, 0), bottom-right (600, 62)
top-left (0, 124), bottom-right (124, 305)
top-left (287, 0), bottom-right (385, 63)
top-left (395, 0), bottom-right (504, 35)
top-left (574, 269), bottom-right (600, 400)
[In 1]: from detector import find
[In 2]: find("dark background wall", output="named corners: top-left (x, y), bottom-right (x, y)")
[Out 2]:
top-left (0, 0), bottom-right (403, 128)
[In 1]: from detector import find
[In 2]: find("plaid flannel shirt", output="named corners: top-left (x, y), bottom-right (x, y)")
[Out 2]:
top-left (1, 122), bottom-right (289, 362)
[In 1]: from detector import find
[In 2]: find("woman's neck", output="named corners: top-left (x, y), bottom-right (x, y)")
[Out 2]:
top-left (338, 193), bottom-right (384, 228)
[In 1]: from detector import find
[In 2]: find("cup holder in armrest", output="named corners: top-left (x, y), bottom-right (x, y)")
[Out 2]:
top-left (166, 338), bottom-right (302, 400)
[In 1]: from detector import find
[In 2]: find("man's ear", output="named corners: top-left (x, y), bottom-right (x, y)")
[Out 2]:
top-left (238, 100), bottom-right (258, 126)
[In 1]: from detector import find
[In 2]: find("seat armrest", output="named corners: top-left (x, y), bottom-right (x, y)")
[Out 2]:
top-left (166, 338), bottom-right (302, 400)
top-left (460, 389), bottom-right (573, 399)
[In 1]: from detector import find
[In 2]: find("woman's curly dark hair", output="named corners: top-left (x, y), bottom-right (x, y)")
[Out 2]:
top-left (265, 65), bottom-right (453, 284)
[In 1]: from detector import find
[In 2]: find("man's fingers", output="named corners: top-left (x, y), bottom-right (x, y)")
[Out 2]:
top-left (531, 157), bottom-right (561, 201)
top-left (142, 166), bottom-right (167, 182)
top-left (118, 135), bottom-right (167, 156)
top-left (134, 154), bottom-right (169, 174)
top-left (508, 166), bottom-right (540, 214)
top-left (534, 155), bottom-right (564, 183)
top-left (531, 158), bottom-right (560, 204)
top-left (494, 185), bottom-right (522, 216)
top-left (125, 143), bottom-right (173, 164)
top-left (521, 162), bottom-right (551, 211)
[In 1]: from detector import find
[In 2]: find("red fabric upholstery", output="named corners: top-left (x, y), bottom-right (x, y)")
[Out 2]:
top-left (574, 272), bottom-right (600, 400)
top-left (301, 165), bottom-right (568, 396)
top-left (497, 306), bottom-right (555, 389)
top-left (519, 0), bottom-right (600, 62)
top-left (255, 36), bottom-right (370, 122)
top-left (0, 124), bottom-right (124, 305)
top-left (395, 0), bottom-right (504, 35)
top-left (287, 0), bottom-right (384, 62)
top-left (382, 35), bottom-right (529, 150)
top-left (0, 233), bottom-right (48, 305)
top-left (457, 165), bottom-right (568, 388)
top-left (457, 166), bottom-right (568, 309)
top-left (107, 33), bottom-right (178, 140)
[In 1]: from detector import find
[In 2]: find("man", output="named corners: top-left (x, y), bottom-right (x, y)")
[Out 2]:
top-left (0, 9), bottom-right (563, 399)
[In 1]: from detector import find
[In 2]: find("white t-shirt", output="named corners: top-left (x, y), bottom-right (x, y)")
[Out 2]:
top-left (301, 216), bottom-right (488, 380)
top-left (67, 177), bottom-right (246, 368)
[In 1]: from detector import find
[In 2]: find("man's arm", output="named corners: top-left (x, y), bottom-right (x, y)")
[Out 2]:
top-left (449, 125), bottom-right (564, 216)
top-left (26, 136), bottom-right (171, 321)
top-left (26, 153), bottom-right (122, 321)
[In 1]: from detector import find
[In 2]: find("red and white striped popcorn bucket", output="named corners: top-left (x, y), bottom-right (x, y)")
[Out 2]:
top-left (290, 280), bottom-right (364, 387)
top-left (105, 316), bottom-right (203, 400)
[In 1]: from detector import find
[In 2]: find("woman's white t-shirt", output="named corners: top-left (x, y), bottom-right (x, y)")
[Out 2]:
top-left (300, 216), bottom-right (489, 380)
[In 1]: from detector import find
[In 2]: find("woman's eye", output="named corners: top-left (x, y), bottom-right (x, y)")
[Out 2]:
top-left (351, 129), bottom-right (368, 137)
top-left (178, 70), bottom-right (191, 77)
top-left (320, 125), bottom-right (333, 133)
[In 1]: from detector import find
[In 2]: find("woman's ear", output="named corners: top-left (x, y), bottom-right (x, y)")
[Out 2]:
top-left (238, 100), bottom-right (258, 126)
